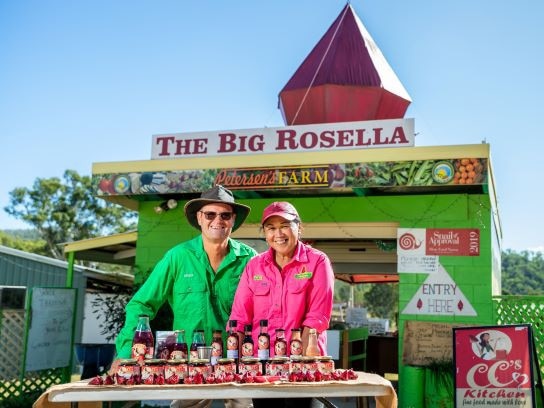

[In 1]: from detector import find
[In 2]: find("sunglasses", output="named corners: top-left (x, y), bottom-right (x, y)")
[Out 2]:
top-left (199, 211), bottom-right (234, 221)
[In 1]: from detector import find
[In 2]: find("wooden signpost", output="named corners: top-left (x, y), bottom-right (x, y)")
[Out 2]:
top-left (402, 320), bottom-right (459, 366)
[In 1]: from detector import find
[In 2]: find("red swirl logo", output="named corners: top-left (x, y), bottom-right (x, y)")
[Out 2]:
top-left (399, 233), bottom-right (422, 250)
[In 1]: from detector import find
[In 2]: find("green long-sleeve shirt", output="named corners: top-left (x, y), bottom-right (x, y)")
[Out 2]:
top-left (115, 235), bottom-right (258, 358)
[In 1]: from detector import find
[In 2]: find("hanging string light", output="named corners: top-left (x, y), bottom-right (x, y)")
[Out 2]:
top-left (154, 199), bottom-right (178, 214)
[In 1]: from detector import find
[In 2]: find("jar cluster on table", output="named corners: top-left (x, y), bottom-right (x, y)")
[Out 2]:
top-left (88, 355), bottom-right (359, 386)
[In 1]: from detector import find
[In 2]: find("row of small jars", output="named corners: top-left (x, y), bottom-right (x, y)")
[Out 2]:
top-left (116, 355), bottom-right (334, 385)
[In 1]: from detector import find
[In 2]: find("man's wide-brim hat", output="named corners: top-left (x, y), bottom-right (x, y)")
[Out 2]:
top-left (184, 185), bottom-right (250, 232)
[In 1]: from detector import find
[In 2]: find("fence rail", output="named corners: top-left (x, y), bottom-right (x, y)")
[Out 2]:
top-left (0, 308), bottom-right (69, 402)
top-left (2, 295), bottom-right (543, 403)
top-left (493, 295), bottom-right (544, 379)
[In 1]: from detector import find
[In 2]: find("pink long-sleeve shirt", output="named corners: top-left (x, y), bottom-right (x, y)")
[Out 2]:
top-left (228, 241), bottom-right (335, 356)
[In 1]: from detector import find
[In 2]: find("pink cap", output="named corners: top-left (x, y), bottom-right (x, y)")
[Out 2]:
top-left (261, 202), bottom-right (300, 225)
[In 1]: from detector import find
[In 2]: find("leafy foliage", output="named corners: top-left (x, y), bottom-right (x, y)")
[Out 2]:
top-left (0, 230), bottom-right (48, 255)
top-left (1, 228), bottom-right (40, 240)
top-left (363, 283), bottom-right (398, 320)
top-left (4, 170), bottom-right (137, 259)
top-left (333, 280), bottom-right (398, 325)
top-left (90, 292), bottom-right (131, 342)
top-left (501, 250), bottom-right (544, 295)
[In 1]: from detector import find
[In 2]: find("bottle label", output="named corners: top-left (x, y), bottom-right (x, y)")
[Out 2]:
top-left (132, 342), bottom-right (154, 361)
top-left (274, 340), bottom-right (287, 356)
top-left (241, 342), bottom-right (254, 357)
top-left (257, 334), bottom-right (270, 360)
top-left (226, 335), bottom-right (239, 359)
top-left (211, 340), bottom-right (223, 366)
top-left (290, 340), bottom-right (303, 356)
top-left (258, 348), bottom-right (270, 360)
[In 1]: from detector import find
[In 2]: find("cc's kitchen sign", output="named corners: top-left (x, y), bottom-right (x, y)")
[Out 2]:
top-left (453, 325), bottom-right (538, 408)
top-left (151, 118), bottom-right (414, 159)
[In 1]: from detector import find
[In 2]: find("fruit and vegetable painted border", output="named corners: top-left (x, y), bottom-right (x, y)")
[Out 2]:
top-left (93, 158), bottom-right (487, 196)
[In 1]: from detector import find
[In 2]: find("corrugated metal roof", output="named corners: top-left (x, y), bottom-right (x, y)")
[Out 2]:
top-left (279, 4), bottom-right (410, 100)
top-left (0, 245), bottom-right (69, 287)
top-left (0, 245), bottom-right (133, 288)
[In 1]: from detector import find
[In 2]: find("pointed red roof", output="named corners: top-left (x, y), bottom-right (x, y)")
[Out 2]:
top-left (279, 4), bottom-right (411, 125)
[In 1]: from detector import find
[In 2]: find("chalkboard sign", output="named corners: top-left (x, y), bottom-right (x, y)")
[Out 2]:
top-left (402, 320), bottom-right (464, 366)
top-left (25, 287), bottom-right (76, 371)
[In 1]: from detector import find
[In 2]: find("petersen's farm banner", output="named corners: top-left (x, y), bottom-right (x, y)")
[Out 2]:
top-left (151, 118), bottom-right (414, 158)
top-left (453, 325), bottom-right (536, 407)
top-left (94, 158), bottom-right (488, 196)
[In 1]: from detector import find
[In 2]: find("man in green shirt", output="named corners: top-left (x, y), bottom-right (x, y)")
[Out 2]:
top-left (112, 185), bottom-right (257, 408)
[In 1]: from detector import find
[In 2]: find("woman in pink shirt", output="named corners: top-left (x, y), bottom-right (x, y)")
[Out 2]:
top-left (229, 201), bottom-right (335, 408)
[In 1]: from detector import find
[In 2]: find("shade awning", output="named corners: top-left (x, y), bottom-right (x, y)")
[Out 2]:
top-left (62, 231), bottom-right (137, 266)
top-left (62, 228), bottom-right (399, 283)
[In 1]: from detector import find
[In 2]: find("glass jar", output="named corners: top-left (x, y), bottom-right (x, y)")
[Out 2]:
top-left (164, 359), bottom-right (188, 384)
top-left (274, 328), bottom-right (288, 357)
top-left (305, 328), bottom-right (320, 357)
top-left (238, 357), bottom-right (260, 377)
top-left (289, 328), bottom-right (303, 356)
top-left (289, 355), bottom-right (304, 374)
top-left (141, 359), bottom-right (165, 385)
top-left (301, 356), bottom-right (318, 375)
top-left (116, 359), bottom-right (141, 385)
top-left (131, 315), bottom-right (154, 362)
top-left (210, 329), bottom-right (224, 366)
top-left (214, 358), bottom-right (237, 376)
top-left (188, 358), bottom-right (212, 381)
top-left (265, 356), bottom-right (290, 377)
top-left (317, 356), bottom-right (335, 375)
top-left (170, 330), bottom-right (188, 360)
top-left (190, 330), bottom-right (206, 360)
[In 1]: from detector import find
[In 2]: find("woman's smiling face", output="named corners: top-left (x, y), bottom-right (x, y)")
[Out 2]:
top-left (263, 215), bottom-right (299, 258)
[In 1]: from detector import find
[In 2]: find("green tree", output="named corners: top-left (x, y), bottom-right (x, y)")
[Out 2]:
top-left (4, 169), bottom-right (137, 259)
top-left (363, 283), bottom-right (398, 322)
top-left (0, 229), bottom-right (48, 255)
top-left (502, 250), bottom-right (544, 295)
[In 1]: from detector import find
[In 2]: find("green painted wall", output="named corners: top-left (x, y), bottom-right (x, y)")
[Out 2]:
top-left (135, 193), bottom-right (495, 316)
top-left (134, 192), bottom-right (495, 407)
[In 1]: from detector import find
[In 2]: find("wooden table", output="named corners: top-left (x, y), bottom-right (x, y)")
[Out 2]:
top-left (34, 372), bottom-right (397, 408)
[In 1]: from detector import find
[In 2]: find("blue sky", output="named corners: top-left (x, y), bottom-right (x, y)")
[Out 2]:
top-left (1, 1), bottom-right (542, 252)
